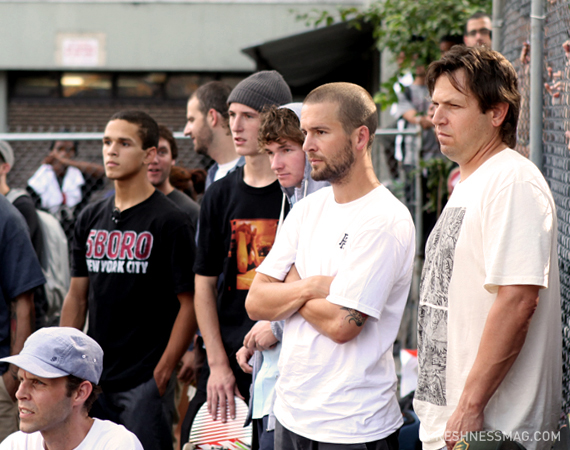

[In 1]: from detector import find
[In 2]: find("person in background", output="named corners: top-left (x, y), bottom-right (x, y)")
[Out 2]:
top-left (464, 12), bottom-right (493, 48)
top-left (27, 138), bottom-right (105, 241)
top-left (148, 125), bottom-right (200, 229)
top-left (184, 81), bottom-right (244, 190)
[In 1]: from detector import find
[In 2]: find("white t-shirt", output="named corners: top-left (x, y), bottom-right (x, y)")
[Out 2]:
top-left (414, 149), bottom-right (562, 450)
top-left (214, 157), bottom-right (241, 182)
top-left (257, 185), bottom-right (415, 443)
top-left (0, 418), bottom-right (144, 450)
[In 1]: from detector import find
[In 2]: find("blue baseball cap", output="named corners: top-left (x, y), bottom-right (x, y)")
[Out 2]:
top-left (0, 327), bottom-right (103, 384)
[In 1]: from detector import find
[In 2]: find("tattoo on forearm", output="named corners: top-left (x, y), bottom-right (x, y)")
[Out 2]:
top-left (341, 307), bottom-right (367, 327)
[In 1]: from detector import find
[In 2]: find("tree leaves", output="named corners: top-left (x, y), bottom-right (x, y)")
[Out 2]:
top-left (295, 0), bottom-right (491, 109)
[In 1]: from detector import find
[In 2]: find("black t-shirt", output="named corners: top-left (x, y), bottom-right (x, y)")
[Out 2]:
top-left (167, 189), bottom-right (200, 231)
top-left (72, 190), bottom-right (195, 392)
top-left (194, 166), bottom-right (285, 357)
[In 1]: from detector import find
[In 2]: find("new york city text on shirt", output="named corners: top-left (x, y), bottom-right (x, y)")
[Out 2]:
top-left (85, 229), bottom-right (153, 274)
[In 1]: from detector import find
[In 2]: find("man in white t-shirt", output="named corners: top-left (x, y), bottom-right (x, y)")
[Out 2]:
top-left (0, 327), bottom-right (142, 450)
top-left (414, 45), bottom-right (562, 450)
top-left (246, 82), bottom-right (415, 450)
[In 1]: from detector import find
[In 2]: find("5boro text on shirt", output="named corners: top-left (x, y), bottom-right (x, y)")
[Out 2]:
top-left (85, 229), bottom-right (153, 274)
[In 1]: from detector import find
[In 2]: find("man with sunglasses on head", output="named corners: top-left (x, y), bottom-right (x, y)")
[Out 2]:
top-left (464, 12), bottom-right (492, 48)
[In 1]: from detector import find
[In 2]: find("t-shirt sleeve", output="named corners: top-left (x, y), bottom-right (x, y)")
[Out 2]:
top-left (0, 212), bottom-right (45, 299)
top-left (71, 209), bottom-right (89, 278)
top-left (326, 221), bottom-right (415, 320)
top-left (256, 204), bottom-right (303, 281)
top-left (193, 186), bottom-right (224, 276)
top-left (482, 181), bottom-right (554, 292)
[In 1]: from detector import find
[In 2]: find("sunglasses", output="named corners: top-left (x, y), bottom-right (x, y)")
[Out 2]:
top-left (466, 28), bottom-right (492, 37)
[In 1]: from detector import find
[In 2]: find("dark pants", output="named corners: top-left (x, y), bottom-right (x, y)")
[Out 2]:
top-left (180, 358), bottom-right (252, 446)
top-left (275, 421), bottom-right (400, 450)
top-left (255, 416), bottom-right (275, 450)
top-left (91, 374), bottom-right (176, 450)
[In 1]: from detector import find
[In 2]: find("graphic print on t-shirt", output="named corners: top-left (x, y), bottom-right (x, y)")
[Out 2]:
top-left (85, 229), bottom-right (154, 274)
top-left (416, 207), bottom-right (465, 406)
top-left (229, 219), bottom-right (278, 290)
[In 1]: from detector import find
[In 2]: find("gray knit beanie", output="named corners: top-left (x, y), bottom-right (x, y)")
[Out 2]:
top-left (227, 70), bottom-right (292, 112)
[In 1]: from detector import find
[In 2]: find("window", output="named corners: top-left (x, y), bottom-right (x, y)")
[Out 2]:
top-left (61, 73), bottom-right (112, 98)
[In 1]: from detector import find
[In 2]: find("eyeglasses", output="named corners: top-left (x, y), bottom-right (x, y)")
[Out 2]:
top-left (466, 28), bottom-right (492, 37)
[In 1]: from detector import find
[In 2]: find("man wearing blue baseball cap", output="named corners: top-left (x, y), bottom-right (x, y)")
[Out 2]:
top-left (0, 327), bottom-right (142, 449)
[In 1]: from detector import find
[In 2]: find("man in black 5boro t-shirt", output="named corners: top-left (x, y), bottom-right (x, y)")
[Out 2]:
top-left (60, 111), bottom-right (197, 450)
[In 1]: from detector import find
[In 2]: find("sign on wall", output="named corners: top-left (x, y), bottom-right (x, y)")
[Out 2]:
top-left (55, 33), bottom-right (106, 67)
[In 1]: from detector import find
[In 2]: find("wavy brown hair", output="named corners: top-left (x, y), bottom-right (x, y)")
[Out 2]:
top-left (426, 45), bottom-right (520, 148)
top-left (258, 105), bottom-right (304, 151)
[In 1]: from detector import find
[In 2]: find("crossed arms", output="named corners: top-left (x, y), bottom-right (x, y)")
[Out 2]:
top-left (245, 265), bottom-right (368, 345)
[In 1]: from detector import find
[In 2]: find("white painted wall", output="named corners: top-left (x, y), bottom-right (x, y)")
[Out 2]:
top-left (0, 1), bottom-right (362, 72)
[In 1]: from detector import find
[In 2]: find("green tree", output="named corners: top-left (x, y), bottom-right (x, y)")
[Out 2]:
top-left (297, 0), bottom-right (491, 109)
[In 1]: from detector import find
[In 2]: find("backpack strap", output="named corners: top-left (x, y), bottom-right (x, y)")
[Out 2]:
top-left (5, 188), bottom-right (30, 204)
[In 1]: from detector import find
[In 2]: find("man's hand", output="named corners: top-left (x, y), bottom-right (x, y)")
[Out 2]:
top-left (442, 285), bottom-right (539, 450)
top-left (243, 321), bottom-right (278, 352)
top-left (418, 115), bottom-right (434, 129)
top-left (236, 346), bottom-right (254, 374)
top-left (177, 350), bottom-right (196, 385)
top-left (2, 366), bottom-right (19, 401)
top-left (153, 365), bottom-right (172, 397)
top-left (306, 275), bottom-right (334, 300)
top-left (207, 364), bottom-right (243, 422)
top-left (444, 406), bottom-right (484, 450)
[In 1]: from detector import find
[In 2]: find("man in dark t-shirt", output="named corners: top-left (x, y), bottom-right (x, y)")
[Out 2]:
top-left (180, 70), bottom-right (292, 446)
top-left (148, 125), bottom-right (200, 229)
top-left (60, 111), bottom-right (197, 450)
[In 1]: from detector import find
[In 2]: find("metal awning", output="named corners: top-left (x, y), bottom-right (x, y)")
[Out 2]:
top-left (242, 21), bottom-right (379, 96)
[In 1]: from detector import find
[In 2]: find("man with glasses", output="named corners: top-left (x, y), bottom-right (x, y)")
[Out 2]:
top-left (464, 12), bottom-right (492, 48)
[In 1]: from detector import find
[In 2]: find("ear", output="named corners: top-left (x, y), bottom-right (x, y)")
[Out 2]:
top-left (352, 125), bottom-right (370, 153)
top-left (490, 102), bottom-right (509, 127)
top-left (171, 159), bottom-right (176, 167)
top-left (207, 108), bottom-right (218, 127)
top-left (144, 146), bottom-right (157, 165)
top-left (0, 162), bottom-right (11, 176)
top-left (72, 381), bottom-right (93, 407)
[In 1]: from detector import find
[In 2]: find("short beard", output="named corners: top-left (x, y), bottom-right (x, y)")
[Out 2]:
top-left (193, 125), bottom-right (214, 157)
top-left (311, 141), bottom-right (355, 184)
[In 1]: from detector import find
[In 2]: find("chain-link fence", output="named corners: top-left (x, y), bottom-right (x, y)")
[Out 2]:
top-left (1, 100), bottom-right (211, 239)
top-left (499, 0), bottom-right (570, 418)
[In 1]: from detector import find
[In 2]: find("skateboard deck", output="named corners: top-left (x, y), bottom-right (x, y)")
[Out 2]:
top-left (183, 396), bottom-right (252, 450)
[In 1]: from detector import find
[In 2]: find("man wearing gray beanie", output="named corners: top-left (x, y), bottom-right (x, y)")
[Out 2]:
top-left (181, 71), bottom-right (292, 446)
